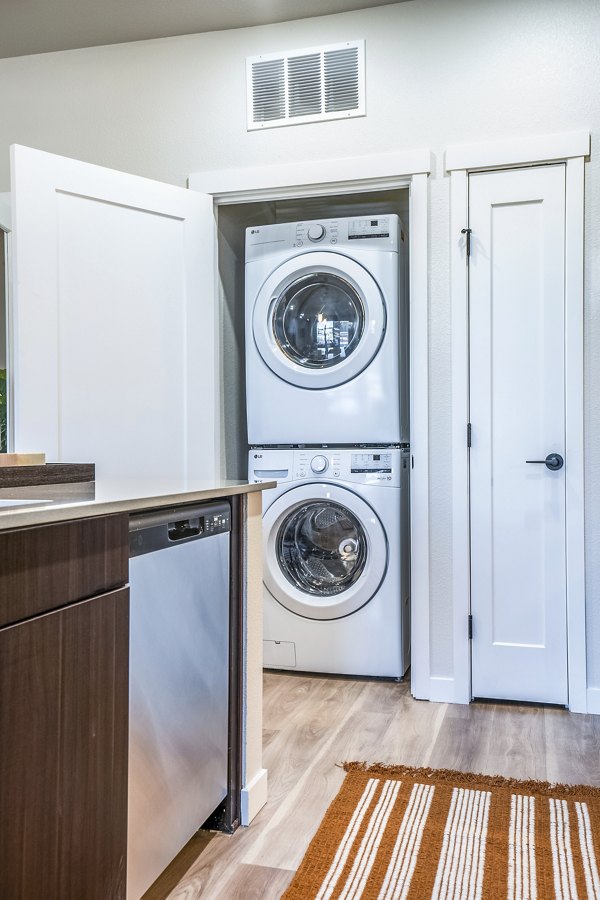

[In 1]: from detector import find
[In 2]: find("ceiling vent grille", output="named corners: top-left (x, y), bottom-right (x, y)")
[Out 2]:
top-left (247, 41), bottom-right (365, 130)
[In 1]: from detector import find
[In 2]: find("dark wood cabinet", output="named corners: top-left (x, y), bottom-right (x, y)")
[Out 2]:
top-left (0, 513), bottom-right (129, 627)
top-left (0, 515), bottom-right (129, 900)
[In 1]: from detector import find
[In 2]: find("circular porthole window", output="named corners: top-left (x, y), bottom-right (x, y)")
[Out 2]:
top-left (262, 483), bottom-right (387, 620)
top-left (277, 500), bottom-right (367, 596)
top-left (252, 252), bottom-right (386, 390)
top-left (272, 273), bottom-right (365, 370)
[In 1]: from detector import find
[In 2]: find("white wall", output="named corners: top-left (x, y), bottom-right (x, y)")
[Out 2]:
top-left (0, 235), bottom-right (6, 370)
top-left (0, 0), bottom-right (598, 686)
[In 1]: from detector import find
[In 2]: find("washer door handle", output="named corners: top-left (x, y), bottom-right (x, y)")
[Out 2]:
top-left (525, 453), bottom-right (564, 471)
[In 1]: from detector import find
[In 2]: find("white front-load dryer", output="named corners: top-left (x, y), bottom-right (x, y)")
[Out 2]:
top-left (249, 447), bottom-right (410, 678)
top-left (245, 215), bottom-right (408, 445)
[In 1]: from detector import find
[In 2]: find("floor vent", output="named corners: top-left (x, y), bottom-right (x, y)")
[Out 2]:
top-left (247, 41), bottom-right (365, 130)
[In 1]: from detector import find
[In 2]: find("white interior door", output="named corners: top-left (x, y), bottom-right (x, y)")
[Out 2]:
top-left (10, 145), bottom-right (216, 481)
top-left (469, 164), bottom-right (567, 704)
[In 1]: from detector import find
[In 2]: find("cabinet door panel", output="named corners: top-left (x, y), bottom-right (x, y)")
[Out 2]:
top-left (0, 513), bottom-right (128, 627)
top-left (0, 587), bottom-right (129, 900)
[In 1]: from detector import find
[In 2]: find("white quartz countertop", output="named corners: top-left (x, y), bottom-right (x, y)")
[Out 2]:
top-left (0, 477), bottom-right (275, 531)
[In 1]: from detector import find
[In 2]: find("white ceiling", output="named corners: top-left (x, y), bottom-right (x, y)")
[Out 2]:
top-left (0, 0), bottom-right (407, 60)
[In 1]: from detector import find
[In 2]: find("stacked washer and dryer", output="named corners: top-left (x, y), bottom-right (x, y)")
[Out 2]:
top-left (246, 214), bottom-right (410, 678)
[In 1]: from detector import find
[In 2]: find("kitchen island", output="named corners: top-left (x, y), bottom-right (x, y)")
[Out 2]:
top-left (0, 477), bottom-right (273, 900)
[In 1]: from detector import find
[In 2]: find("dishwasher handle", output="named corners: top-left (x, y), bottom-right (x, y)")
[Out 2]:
top-left (129, 501), bottom-right (231, 558)
top-left (168, 517), bottom-right (202, 541)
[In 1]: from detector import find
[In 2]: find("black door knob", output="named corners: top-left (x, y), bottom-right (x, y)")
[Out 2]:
top-left (525, 453), bottom-right (564, 471)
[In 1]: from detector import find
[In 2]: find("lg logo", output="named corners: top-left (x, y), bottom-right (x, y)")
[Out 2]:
top-left (250, 229), bottom-right (260, 234)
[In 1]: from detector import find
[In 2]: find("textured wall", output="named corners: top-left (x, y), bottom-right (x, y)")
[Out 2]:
top-left (0, 0), bottom-right (598, 683)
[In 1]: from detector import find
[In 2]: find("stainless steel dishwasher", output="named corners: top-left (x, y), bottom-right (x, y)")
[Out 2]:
top-left (127, 501), bottom-right (231, 900)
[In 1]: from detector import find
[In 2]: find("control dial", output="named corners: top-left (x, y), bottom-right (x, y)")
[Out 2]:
top-left (307, 224), bottom-right (326, 242)
top-left (311, 455), bottom-right (329, 474)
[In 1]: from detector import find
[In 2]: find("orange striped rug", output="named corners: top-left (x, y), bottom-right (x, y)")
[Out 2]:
top-left (283, 763), bottom-right (600, 900)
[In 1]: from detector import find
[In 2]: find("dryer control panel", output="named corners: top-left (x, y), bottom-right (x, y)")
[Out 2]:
top-left (348, 218), bottom-right (392, 241)
top-left (245, 214), bottom-right (403, 261)
top-left (249, 449), bottom-right (403, 487)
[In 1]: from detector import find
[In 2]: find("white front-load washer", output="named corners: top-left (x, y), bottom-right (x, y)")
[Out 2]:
top-left (249, 447), bottom-right (410, 678)
top-left (245, 215), bottom-right (408, 445)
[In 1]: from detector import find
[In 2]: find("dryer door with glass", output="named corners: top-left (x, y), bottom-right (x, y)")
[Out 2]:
top-left (252, 252), bottom-right (386, 390)
top-left (263, 483), bottom-right (387, 620)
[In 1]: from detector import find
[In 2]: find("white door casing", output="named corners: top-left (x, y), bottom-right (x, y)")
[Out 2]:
top-left (449, 133), bottom-right (587, 711)
top-left (10, 144), bottom-right (217, 481)
top-left (190, 152), bottom-right (431, 825)
top-left (469, 164), bottom-right (568, 704)
top-left (189, 151), bottom-right (431, 702)
top-left (1, 194), bottom-right (13, 450)
top-left (188, 154), bottom-right (431, 833)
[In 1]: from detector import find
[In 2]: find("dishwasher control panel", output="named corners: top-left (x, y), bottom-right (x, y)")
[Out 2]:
top-left (129, 501), bottom-right (231, 558)
top-left (203, 509), bottom-right (230, 534)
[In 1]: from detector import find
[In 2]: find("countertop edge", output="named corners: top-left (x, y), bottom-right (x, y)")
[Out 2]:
top-left (0, 481), bottom-right (276, 531)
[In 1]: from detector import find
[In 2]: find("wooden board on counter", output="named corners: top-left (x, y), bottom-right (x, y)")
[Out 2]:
top-left (0, 463), bottom-right (95, 487)
top-left (0, 452), bottom-right (46, 467)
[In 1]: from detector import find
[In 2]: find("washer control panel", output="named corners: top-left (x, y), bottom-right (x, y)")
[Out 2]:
top-left (295, 450), bottom-right (341, 480)
top-left (248, 449), bottom-right (402, 487)
top-left (294, 450), bottom-right (398, 484)
top-left (350, 452), bottom-right (392, 473)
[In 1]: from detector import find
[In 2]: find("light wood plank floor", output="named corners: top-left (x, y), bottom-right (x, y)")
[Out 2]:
top-left (155, 672), bottom-right (600, 899)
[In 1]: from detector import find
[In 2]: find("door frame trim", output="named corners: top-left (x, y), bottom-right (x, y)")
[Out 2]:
top-left (189, 150), bottom-right (432, 701)
top-left (0, 193), bottom-right (14, 452)
top-left (445, 131), bottom-right (590, 174)
top-left (448, 135), bottom-right (588, 711)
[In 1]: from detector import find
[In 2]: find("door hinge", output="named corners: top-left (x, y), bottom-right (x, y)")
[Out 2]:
top-left (467, 422), bottom-right (472, 448)
top-left (461, 227), bottom-right (472, 257)
top-left (468, 614), bottom-right (473, 640)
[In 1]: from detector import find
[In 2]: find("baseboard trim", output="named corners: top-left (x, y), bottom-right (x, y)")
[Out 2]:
top-left (429, 676), bottom-right (456, 704)
top-left (241, 767), bottom-right (268, 826)
top-left (586, 688), bottom-right (600, 715)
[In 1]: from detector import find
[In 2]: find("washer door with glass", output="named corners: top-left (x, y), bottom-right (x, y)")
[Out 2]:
top-left (263, 483), bottom-right (387, 620)
top-left (252, 252), bottom-right (386, 389)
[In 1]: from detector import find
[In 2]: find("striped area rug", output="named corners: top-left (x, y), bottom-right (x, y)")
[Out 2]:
top-left (282, 763), bottom-right (600, 900)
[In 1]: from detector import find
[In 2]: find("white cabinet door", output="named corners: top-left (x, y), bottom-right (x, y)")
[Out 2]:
top-left (469, 164), bottom-right (567, 705)
top-left (10, 145), bottom-right (216, 481)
